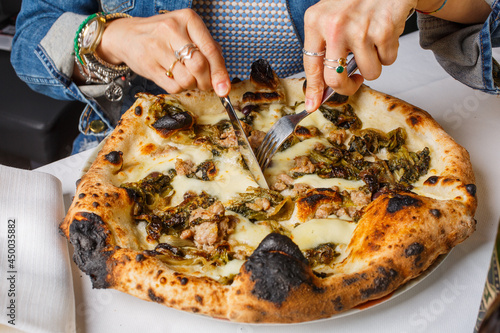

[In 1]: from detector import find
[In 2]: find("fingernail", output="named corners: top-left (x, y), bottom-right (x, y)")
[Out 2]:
top-left (216, 82), bottom-right (228, 96)
top-left (305, 98), bottom-right (314, 112)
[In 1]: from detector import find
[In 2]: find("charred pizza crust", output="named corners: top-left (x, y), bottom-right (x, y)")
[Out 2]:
top-left (60, 61), bottom-right (476, 323)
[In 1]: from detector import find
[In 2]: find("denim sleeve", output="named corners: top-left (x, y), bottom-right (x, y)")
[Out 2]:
top-left (10, 0), bottom-right (99, 101)
top-left (417, 0), bottom-right (500, 95)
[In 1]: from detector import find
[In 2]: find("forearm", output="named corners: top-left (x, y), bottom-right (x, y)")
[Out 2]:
top-left (12, 0), bottom-right (99, 100)
top-left (416, 0), bottom-right (492, 24)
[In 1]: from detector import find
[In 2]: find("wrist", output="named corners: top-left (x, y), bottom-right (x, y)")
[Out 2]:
top-left (415, 0), bottom-right (447, 14)
top-left (74, 12), bottom-right (132, 101)
top-left (96, 18), bottom-right (128, 66)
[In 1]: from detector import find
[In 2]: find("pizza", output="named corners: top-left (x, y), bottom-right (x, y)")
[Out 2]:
top-left (59, 60), bottom-right (477, 323)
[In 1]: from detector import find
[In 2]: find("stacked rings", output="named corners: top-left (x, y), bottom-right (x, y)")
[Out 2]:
top-left (324, 57), bottom-right (347, 74)
top-left (166, 43), bottom-right (199, 79)
top-left (303, 48), bottom-right (347, 74)
top-left (175, 43), bottom-right (199, 63)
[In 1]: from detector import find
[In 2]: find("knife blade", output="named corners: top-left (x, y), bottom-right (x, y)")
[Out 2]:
top-left (220, 96), bottom-right (269, 189)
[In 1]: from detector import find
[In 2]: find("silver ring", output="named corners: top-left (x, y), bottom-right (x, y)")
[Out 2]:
top-left (302, 48), bottom-right (326, 57)
top-left (175, 43), bottom-right (199, 63)
top-left (323, 62), bottom-right (345, 74)
top-left (323, 57), bottom-right (347, 74)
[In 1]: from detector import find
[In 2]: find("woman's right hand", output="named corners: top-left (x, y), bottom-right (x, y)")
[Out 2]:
top-left (96, 9), bottom-right (231, 96)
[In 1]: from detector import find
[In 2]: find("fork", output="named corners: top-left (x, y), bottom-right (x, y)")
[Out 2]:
top-left (256, 57), bottom-right (358, 169)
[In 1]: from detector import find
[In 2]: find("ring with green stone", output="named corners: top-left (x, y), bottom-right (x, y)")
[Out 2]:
top-left (323, 57), bottom-right (347, 74)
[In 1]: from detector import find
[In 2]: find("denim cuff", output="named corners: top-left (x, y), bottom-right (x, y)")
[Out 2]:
top-left (417, 3), bottom-right (500, 95)
top-left (39, 12), bottom-right (87, 79)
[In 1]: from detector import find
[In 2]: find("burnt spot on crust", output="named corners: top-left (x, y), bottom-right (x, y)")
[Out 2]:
top-left (250, 59), bottom-right (277, 89)
top-left (408, 115), bottom-right (422, 126)
top-left (343, 276), bottom-right (359, 286)
top-left (148, 288), bottom-right (165, 303)
top-left (299, 188), bottom-right (340, 206)
top-left (405, 242), bottom-right (425, 268)
top-left (442, 178), bottom-right (455, 184)
top-left (386, 194), bottom-right (422, 214)
top-left (242, 91), bottom-right (280, 104)
top-left (302, 193), bottom-right (328, 206)
top-left (134, 105), bottom-right (142, 116)
top-left (178, 276), bottom-right (189, 285)
top-left (388, 103), bottom-right (397, 111)
top-left (104, 151), bottom-right (123, 165)
top-left (405, 242), bottom-right (424, 257)
top-left (68, 212), bottom-right (112, 289)
top-left (360, 267), bottom-right (398, 299)
top-left (294, 126), bottom-right (315, 139)
top-left (244, 233), bottom-right (321, 306)
top-left (332, 296), bottom-right (343, 312)
top-left (424, 176), bottom-right (439, 185)
top-left (135, 254), bottom-right (145, 262)
top-left (465, 184), bottom-right (477, 197)
top-left (78, 193), bottom-right (86, 199)
top-left (195, 295), bottom-right (203, 305)
top-left (295, 188), bottom-right (343, 221)
top-left (430, 209), bottom-right (441, 218)
top-left (324, 93), bottom-right (349, 107)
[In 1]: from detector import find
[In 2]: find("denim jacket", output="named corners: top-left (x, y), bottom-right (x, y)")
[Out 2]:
top-left (11, 0), bottom-right (318, 146)
top-left (11, 0), bottom-right (499, 149)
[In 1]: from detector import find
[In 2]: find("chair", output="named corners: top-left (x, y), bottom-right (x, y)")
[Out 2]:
top-left (0, 0), bottom-right (83, 166)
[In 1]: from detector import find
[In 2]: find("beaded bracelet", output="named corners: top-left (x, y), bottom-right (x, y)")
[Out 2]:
top-left (415, 0), bottom-right (448, 15)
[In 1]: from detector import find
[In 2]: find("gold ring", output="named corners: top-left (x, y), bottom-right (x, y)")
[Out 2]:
top-left (165, 59), bottom-right (178, 78)
top-left (324, 57), bottom-right (347, 67)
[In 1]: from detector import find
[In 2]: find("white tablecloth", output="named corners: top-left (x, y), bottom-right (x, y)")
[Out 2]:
top-left (37, 31), bottom-right (500, 333)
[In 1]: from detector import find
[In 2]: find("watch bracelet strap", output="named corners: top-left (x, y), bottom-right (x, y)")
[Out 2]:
top-left (74, 12), bottom-right (131, 85)
top-left (74, 13), bottom-right (100, 66)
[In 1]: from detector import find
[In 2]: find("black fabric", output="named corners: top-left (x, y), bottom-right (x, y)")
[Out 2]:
top-left (0, 50), bottom-right (82, 164)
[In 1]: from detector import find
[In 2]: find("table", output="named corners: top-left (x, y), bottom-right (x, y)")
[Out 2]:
top-left (37, 31), bottom-right (500, 333)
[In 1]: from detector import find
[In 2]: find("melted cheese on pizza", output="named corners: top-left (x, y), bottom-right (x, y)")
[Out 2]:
top-left (117, 90), bottom-right (443, 283)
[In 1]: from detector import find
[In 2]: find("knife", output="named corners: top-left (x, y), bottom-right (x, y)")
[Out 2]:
top-left (220, 96), bottom-right (269, 189)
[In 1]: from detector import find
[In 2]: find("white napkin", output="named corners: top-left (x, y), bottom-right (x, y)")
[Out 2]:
top-left (0, 165), bottom-right (75, 333)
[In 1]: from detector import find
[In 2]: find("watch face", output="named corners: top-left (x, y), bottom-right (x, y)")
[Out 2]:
top-left (82, 20), bottom-right (99, 49)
